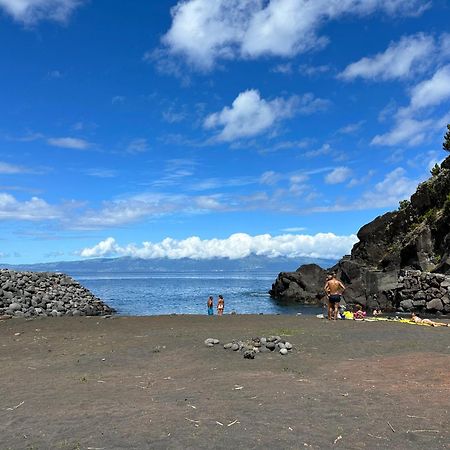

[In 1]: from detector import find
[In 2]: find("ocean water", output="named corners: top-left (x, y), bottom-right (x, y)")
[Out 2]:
top-left (73, 271), bottom-right (323, 316)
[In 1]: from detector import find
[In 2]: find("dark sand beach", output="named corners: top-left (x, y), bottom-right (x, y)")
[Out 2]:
top-left (1, 315), bottom-right (449, 449)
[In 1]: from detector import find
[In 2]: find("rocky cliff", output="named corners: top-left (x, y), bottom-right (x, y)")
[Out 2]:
top-left (270, 155), bottom-right (450, 313)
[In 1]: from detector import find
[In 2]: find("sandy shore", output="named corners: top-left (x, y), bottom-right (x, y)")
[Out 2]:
top-left (1, 315), bottom-right (449, 449)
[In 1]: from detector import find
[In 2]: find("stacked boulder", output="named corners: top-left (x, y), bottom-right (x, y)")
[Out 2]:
top-left (393, 270), bottom-right (450, 313)
top-left (0, 269), bottom-right (115, 318)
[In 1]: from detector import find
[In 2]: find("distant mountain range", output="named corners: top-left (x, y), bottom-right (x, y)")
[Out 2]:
top-left (2, 255), bottom-right (337, 275)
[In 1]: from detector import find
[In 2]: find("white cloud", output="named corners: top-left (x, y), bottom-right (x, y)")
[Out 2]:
top-left (204, 89), bottom-right (324, 141)
top-left (299, 64), bottom-right (330, 77)
top-left (0, 0), bottom-right (82, 24)
top-left (111, 95), bottom-right (126, 105)
top-left (161, 0), bottom-right (428, 70)
top-left (407, 64), bottom-right (450, 111)
top-left (311, 167), bottom-right (420, 212)
top-left (47, 137), bottom-right (91, 149)
top-left (304, 143), bottom-right (332, 158)
top-left (126, 138), bottom-right (150, 154)
top-left (259, 171), bottom-right (281, 186)
top-left (271, 63), bottom-right (293, 74)
top-left (340, 33), bottom-right (435, 81)
top-left (372, 117), bottom-right (434, 146)
top-left (84, 169), bottom-right (117, 178)
top-left (338, 121), bottom-right (365, 135)
top-left (359, 168), bottom-right (419, 208)
top-left (372, 66), bottom-right (450, 147)
top-left (79, 232), bottom-right (358, 260)
top-left (281, 227), bottom-right (306, 233)
top-left (0, 192), bottom-right (61, 220)
top-left (325, 167), bottom-right (352, 184)
top-left (0, 161), bottom-right (31, 174)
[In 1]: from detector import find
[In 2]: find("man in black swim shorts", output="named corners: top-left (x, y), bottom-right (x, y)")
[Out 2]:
top-left (324, 272), bottom-right (345, 320)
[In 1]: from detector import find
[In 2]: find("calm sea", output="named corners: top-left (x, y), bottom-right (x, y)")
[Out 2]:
top-left (73, 271), bottom-right (323, 316)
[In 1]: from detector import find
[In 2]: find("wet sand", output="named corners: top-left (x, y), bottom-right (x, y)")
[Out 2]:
top-left (1, 315), bottom-right (449, 449)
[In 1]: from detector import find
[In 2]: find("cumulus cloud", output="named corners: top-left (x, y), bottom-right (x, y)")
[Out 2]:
top-left (79, 232), bottom-right (358, 260)
top-left (160, 0), bottom-right (428, 70)
top-left (0, 192), bottom-right (61, 220)
top-left (0, 0), bottom-right (83, 24)
top-left (47, 137), bottom-right (92, 149)
top-left (339, 33), bottom-right (435, 81)
top-left (325, 167), bottom-right (352, 184)
top-left (204, 89), bottom-right (325, 141)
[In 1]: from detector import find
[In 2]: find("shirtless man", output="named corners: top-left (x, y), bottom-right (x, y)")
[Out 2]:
top-left (324, 272), bottom-right (345, 320)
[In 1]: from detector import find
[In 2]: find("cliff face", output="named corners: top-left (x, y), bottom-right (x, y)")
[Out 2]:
top-left (270, 155), bottom-right (450, 313)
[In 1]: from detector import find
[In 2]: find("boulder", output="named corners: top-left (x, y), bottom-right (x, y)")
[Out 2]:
top-left (426, 298), bottom-right (444, 311)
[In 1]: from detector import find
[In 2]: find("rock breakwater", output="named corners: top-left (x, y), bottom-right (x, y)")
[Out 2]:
top-left (0, 269), bottom-right (115, 317)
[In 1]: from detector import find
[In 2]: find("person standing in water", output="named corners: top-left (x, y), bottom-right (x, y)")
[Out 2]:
top-left (324, 272), bottom-right (345, 320)
top-left (217, 295), bottom-right (224, 316)
top-left (207, 296), bottom-right (214, 316)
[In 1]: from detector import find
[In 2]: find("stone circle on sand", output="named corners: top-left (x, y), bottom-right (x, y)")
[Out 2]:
top-left (204, 335), bottom-right (294, 358)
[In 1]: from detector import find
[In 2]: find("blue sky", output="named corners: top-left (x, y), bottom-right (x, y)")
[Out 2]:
top-left (1, 0), bottom-right (450, 264)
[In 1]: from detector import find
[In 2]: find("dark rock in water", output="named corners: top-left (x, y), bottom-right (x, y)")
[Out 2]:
top-left (269, 264), bottom-right (327, 304)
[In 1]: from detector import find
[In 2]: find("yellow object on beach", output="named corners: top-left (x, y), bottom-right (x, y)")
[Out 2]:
top-left (343, 311), bottom-right (353, 319)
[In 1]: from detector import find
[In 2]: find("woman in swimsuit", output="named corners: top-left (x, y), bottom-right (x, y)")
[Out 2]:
top-left (411, 312), bottom-right (449, 327)
top-left (217, 295), bottom-right (224, 316)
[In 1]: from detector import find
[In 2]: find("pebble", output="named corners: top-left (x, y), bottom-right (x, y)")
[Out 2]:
top-left (243, 350), bottom-right (256, 359)
top-left (265, 342), bottom-right (276, 350)
top-left (231, 344), bottom-right (239, 351)
top-left (280, 348), bottom-right (288, 355)
top-left (223, 343), bottom-right (233, 349)
top-left (285, 342), bottom-right (293, 350)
